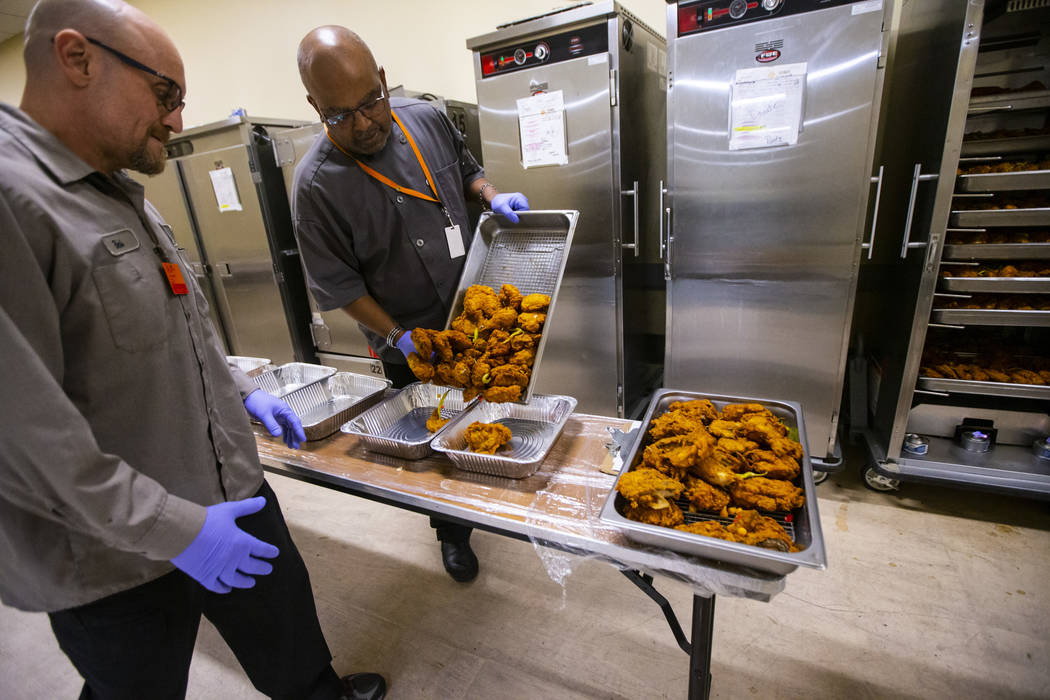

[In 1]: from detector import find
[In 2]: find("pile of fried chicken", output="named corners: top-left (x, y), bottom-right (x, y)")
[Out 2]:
top-left (615, 399), bottom-right (806, 552)
top-left (921, 350), bottom-right (1050, 385)
top-left (463, 421), bottom-right (513, 454)
top-left (406, 284), bottom-right (548, 403)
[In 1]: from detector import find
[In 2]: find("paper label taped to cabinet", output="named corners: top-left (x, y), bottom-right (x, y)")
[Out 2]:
top-left (517, 90), bottom-right (568, 168)
top-left (208, 167), bottom-right (243, 212)
top-left (729, 62), bottom-right (806, 151)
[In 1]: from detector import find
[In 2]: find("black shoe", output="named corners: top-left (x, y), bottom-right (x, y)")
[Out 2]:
top-left (441, 540), bottom-right (479, 582)
top-left (339, 672), bottom-right (386, 700)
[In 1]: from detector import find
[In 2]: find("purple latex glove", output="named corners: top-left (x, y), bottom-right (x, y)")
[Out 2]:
top-left (396, 331), bottom-right (416, 359)
top-left (491, 192), bottom-right (530, 224)
top-left (244, 389), bottom-right (306, 449)
top-left (171, 497), bottom-right (279, 594)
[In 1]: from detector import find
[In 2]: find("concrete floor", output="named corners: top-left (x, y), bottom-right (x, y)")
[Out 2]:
top-left (1, 457), bottom-right (1048, 699)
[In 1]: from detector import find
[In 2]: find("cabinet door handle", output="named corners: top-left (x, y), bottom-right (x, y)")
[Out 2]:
top-left (900, 163), bottom-right (939, 258)
top-left (621, 180), bottom-right (639, 257)
top-left (861, 165), bottom-right (884, 260)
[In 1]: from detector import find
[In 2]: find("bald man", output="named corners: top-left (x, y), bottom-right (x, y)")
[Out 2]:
top-left (0, 2), bottom-right (384, 698)
top-left (291, 27), bottom-right (529, 583)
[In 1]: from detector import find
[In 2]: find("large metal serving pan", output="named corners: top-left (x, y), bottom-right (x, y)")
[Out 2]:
top-left (957, 169), bottom-right (1050, 192)
top-left (949, 208), bottom-right (1050, 227)
top-left (227, 355), bottom-right (273, 377)
top-left (283, 372), bottom-right (391, 441)
top-left (940, 277), bottom-right (1050, 293)
top-left (598, 389), bottom-right (826, 575)
top-left (443, 210), bottom-right (578, 404)
top-left (960, 134), bottom-right (1050, 157)
top-left (943, 243), bottom-right (1050, 260)
top-left (252, 362), bottom-right (336, 397)
top-left (340, 382), bottom-right (476, 460)
top-left (918, 377), bottom-right (1050, 401)
top-left (931, 309), bottom-right (1050, 326)
top-left (430, 394), bottom-right (577, 479)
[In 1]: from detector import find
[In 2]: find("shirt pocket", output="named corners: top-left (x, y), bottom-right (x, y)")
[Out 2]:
top-left (92, 253), bottom-right (171, 352)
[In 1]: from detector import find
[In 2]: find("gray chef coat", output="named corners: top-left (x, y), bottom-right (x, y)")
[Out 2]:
top-left (0, 103), bottom-right (264, 612)
top-left (292, 97), bottom-right (484, 364)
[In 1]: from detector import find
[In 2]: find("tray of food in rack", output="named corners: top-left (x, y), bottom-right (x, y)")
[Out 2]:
top-left (931, 309), bottom-right (1050, 326)
top-left (940, 262), bottom-right (1050, 292)
top-left (251, 362), bottom-right (337, 398)
top-left (943, 228), bottom-right (1050, 260)
top-left (968, 83), bottom-right (1050, 114)
top-left (956, 159), bottom-right (1050, 191)
top-left (950, 202), bottom-right (1050, 227)
top-left (400, 210), bottom-right (577, 406)
top-left (598, 389), bottom-right (826, 575)
top-left (341, 382), bottom-right (477, 460)
top-left (919, 349), bottom-right (1050, 400)
top-left (960, 123), bottom-right (1050, 156)
top-left (281, 372), bottom-right (391, 441)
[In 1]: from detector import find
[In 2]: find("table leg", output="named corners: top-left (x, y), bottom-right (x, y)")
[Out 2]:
top-left (688, 594), bottom-right (715, 700)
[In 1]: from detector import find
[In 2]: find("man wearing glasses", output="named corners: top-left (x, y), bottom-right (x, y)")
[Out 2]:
top-left (0, 1), bottom-right (384, 698)
top-left (292, 26), bottom-right (530, 584)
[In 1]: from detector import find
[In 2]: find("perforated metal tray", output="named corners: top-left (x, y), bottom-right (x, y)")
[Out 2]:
top-left (340, 382), bottom-right (477, 459)
top-left (443, 210), bottom-right (578, 404)
top-left (599, 389), bottom-right (826, 575)
top-left (283, 372), bottom-right (391, 441)
top-left (252, 362), bottom-right (336, 398)
top-left (430, 394), bottom-right (576, 479)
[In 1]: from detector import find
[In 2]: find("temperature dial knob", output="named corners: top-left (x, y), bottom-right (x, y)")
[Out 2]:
top-left (513, 48), bottom-right (527, 65)
top-left (729, 0), bottom-right (748, 18)
top-left (535, 42), bottom-right (550, 61)
top-left (762, 0), bottom-right (782, 10)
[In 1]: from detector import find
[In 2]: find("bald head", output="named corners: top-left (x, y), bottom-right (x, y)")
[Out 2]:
top-left (20, 0), bottom-right (185, 174)
top-left (297, 26), bottom-right (391, 156)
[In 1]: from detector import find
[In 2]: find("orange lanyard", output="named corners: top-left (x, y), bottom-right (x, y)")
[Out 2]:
top-left (325, 110), bottom-right (448, 217)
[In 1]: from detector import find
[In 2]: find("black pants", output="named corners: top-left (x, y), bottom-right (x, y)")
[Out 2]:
top-left (383, 360), bottom-right (473, 545)
top-left (48, 481), bottom-right (342, 700)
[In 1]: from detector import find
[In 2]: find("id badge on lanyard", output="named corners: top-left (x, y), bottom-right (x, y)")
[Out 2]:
top-left (443, 209), bottom-right (464, 259)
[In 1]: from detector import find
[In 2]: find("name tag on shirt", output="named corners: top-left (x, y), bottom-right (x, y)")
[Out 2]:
top-left (101, 229), bottom-right (140, 256)
top-left (445, 224), bottom-right (464, 259)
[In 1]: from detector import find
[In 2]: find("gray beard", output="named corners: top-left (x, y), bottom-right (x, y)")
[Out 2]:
top-left (128, 137), bottom-right (166, 175)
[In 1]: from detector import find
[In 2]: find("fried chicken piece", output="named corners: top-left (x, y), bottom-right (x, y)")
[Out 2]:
top-left (509, 348), bottom-right (536, 366)
top-left (718, 436), bottom-right (760, 454)
top-left (707, 419), bottom-right (741, 439)
top-left (463, 284), bottom-right (499, 319)
top-left (498, 284), bottom-right (523, 311)
top-left (520, 293), bottom-right (551, 313)
top-left (407, 352), bottom-right (434, 382)
top-left (462, 386), bottom-right (480, 402)
top-left (648, 411), bottom-right (706, 440)
top-left (426, 391), bottom-right (452, 433)
top-left (1010, 368), bottom-right (1044, 385)
top-left (445, 329), bottom-right (474, 352)
top-left (464, 421), bottom-right (512, 454)
top-left (451, 360), bottom-right (472, 387)
top-left (471, 361), bottom-right (491, 387)
top-left (485, 329), bottom-right (513, 356)
top-left (693, 447), bottom-right (750, 488)
top-left (432, 332), bottom-right (454, 363)
top-left (986, 369), bottom-right (1011, 383)
top-left (411, 328), bottom-right (433, 359)
top-left (767, 436), bottom-right (804, 461)
top-left (683, 476), bottom-right (730, 514)
top-left (675, 521), bottom-right (739, 540)
top-left (744, 449), bottom-right (800, 480)
top-left (728, 477), bottom-right (805, 512)
top-left (739, 414), bottom-right (788, 438)
top-left (641, 430), bottom-right (717, 480)
top-left (667, 399), bottom-right (718, 423)
top-left (451, 315), bottom-right (478, 336)
top-left (623, 502), bottom-right (684, 528)
top-left (616, 468), bottom-right (685, 509)
top-left (517, 312), bottom-right (546, 333)
top-left (483, 385), bottom-right (522, 402)
top-left (720, 403), bottom-right (770, 421)
top-left (434, 362), bottom-right (464, 388)
top-left (510, 332), bottom-right (537, 352)
top-left (482, 307), bottom-right (518, 332)
top-left (729, 509), bottom-right (798, 551)
top-left (490, 363), bottom-right (530, 388)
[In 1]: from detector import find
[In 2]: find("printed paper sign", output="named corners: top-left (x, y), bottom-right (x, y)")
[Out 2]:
top-left (729, 62), bottom-right (806, 151)
top-left (517, 90), bottom-right (568, 168)
top-left (208, 167), bottom-right (243, 212)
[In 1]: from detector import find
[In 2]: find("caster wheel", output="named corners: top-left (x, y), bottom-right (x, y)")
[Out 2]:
top-left (812, 470), bottom-right (830, 485)
top-left (862, 465), bottom-right (899, 492)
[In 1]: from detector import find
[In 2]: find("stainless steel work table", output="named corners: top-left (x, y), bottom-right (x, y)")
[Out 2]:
top-left (255, 412), bottom-right (788, 700)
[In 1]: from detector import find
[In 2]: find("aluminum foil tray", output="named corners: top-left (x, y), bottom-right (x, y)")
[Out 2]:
top-left (340, 382), bottom-right (476, 460)
top-left (252, 362), bottom-right (336, 398)
top-left (430, 394), bottom-right (577, 479)
top-left (949, 208), bottom-right (1050, 227)
top-left (443, 210), bottom-right (578, 404)
top-left (283, 372), bottom-right (391, 441)
top-left (226, 355), bottom-right (273, 377)
top-left (598, 389), bottom-right (826, 575)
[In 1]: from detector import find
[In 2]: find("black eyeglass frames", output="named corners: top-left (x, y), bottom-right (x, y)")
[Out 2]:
top-left (85, 36), bottom-right (184, 113)
top-left (323, 87), bottom-right (388, 128)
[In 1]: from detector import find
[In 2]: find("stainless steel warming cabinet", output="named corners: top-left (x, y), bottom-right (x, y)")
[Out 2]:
top-left (662, 0), bottom-right (889, 467)
top-left (130, 115), bottom-right (315, 365)
top-left (467, 1), bottom-right (667, 418)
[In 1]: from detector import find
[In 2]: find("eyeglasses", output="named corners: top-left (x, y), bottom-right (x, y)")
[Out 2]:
top-left (323, 88), bottom-right (388, 128)
top-left (86, 37), bottom-right (185, 113)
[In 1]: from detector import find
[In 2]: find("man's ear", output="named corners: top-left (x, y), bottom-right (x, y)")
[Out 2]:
top-left (52, 29), bottom-right (94, 88)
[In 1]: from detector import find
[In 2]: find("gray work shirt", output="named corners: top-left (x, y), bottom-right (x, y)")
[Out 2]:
top-left (292, 97), bottom-right (484, 364)
top-left (0, 103), bottom-right (264, 612)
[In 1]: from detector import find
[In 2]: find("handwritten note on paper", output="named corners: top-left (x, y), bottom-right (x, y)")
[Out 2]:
top-left (208, 167), bottom-right (243, 212)
top-left (517, 90), bottom-right (568, 168)
top-left (729, 63), bottom-right (806, 151)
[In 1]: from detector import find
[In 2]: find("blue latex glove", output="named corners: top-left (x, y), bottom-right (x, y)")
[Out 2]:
top-left (491, 192), bottom-right (530, 224)
top-left (396, 331), bottom-right (416, 359)
top-left (244, 389), bottom-right (306, 449)
top-left (171, 496), bottom-right (279, 594)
